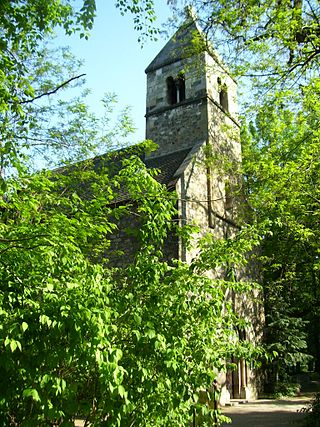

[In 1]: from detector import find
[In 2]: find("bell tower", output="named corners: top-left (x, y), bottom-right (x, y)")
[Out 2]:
top-left (143, 14), bottom-right (263, 404)
top-left (145, 12), bottom-right (240, 161)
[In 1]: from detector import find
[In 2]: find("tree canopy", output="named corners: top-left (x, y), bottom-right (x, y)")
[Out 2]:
top-left (170, 0), bottom-right (320, 84)
top-left (167, 0), bottom-right (320, 381)
top-left (1, 0), bottom-right (318, 424)
top-left (0, 1), bottom-right (265, 425)
top-left (0, 0), bottom-right (158, 179)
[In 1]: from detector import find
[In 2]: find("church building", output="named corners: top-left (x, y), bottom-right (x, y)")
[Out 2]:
top-left (104, 11), bottom-right (264, 403)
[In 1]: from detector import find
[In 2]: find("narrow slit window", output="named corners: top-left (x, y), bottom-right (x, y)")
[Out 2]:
top-left (217, 77), bottom-right (229, 112)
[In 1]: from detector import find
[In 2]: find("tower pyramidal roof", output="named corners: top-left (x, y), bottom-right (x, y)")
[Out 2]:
top-left (145, 11), bottom-right (206, 73)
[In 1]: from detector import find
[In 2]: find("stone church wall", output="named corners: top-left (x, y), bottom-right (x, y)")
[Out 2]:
top-left (105, 203), bottom-right (179, 268)
top-left (146, 55), bottom-right (209, 157)
top-left (146, 98), bottom-right (207, 157)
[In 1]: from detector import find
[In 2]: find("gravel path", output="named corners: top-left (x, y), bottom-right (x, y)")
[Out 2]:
top-left (74, 396), bottom-right (313, 426)
top-left (221, 396), bottom-right (311, 427)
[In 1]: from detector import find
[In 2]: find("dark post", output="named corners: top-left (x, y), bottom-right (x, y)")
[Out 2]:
top-left (213, 379), bottom-right (219, 427)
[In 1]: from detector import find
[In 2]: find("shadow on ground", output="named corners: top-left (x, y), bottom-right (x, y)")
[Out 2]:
top-left (221, 397), bottom-right (311, 427)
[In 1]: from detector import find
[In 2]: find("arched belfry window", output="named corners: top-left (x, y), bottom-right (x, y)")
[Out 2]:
top-left (167, 74), bottom-right (186, 105)
top-left (217, 77), bottom-right (229, 112)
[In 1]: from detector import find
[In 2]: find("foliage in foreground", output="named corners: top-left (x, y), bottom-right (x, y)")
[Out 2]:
top-left (241, 81), bottom-right (320, 381)
top-left (300, 392), bottom-right (320, 427)
top-left (166, 0), bottom-right (320, 380)
top-left (0, 2), bottom-right (262, 425)
top-left (0, 152), bottom-right (262, 426)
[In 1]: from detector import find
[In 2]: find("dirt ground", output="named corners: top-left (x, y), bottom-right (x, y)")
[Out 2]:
top-left (221, 396), bottom-right (311, 427)
top-left (74, 396), bottom-right (313, 426)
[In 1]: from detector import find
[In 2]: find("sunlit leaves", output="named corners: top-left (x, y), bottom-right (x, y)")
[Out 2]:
top-left (115, 0), bottom-right (159, 43)
top-left (175, 0), bottom-right (320, 86)
top-left (23, 388), bottom-right (41, 402)
top-left (241, 79), bottom-right (320, 379)
top-left (0, 155), bottom-right (263, 425)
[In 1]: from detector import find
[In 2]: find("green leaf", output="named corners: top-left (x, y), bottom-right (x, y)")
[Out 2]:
top-left (146, 328), bottom-right (156, 339)
top-left (23, 389), bottom-right (41, 402)
top-left (21, 322), bottom-right (29, 332)
top-left (118, 385), bottom-right (126, 399)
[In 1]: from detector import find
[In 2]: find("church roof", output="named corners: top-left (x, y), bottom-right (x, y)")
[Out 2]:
top-left (54, 141), bottom-right (201, 205)
top-left (145, 19), bottom-right (205, 73)
top-left (89, 145), bottom-right (195, 204)
top-left (144, 147), bottom-right (193, 187)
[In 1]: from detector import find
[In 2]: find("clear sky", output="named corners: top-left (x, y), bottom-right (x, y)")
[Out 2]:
top-left (55, 0), bottom-right (176, 143)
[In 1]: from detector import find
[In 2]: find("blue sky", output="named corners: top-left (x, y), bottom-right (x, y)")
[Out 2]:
top-left (55, 0), bottom-right (175, 142)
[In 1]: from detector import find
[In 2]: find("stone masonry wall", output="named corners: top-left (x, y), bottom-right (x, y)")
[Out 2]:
top-left (146, 54), bottom-right (208, 157)
top-left (146, 99), bottom-right (207, 157)
top-left (106, 204), bottom-right (179, 268)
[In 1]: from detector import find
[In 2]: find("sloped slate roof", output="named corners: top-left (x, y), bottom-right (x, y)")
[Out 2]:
top-left (144, 148), bottom-right (192, 187)
top-left (54, 144), bottom-right (198, 204)
top-left (90, 145), bottom-right (194, 204)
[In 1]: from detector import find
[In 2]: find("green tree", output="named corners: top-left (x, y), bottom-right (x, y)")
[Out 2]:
top-left (170, 0), bottom-right (320, 84)
top-left (0, 149), bottom-right (262, 425)
top-left (165, 0), bottom-right (320, 382)
top-left (0, 0), bottom-right (157, 179)
top-left (0, 0), bottom-right (95, 180)
top-left (241, 84), bottom-right (320, 378)
top-left (0, 2), bottom-right (265, 425)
